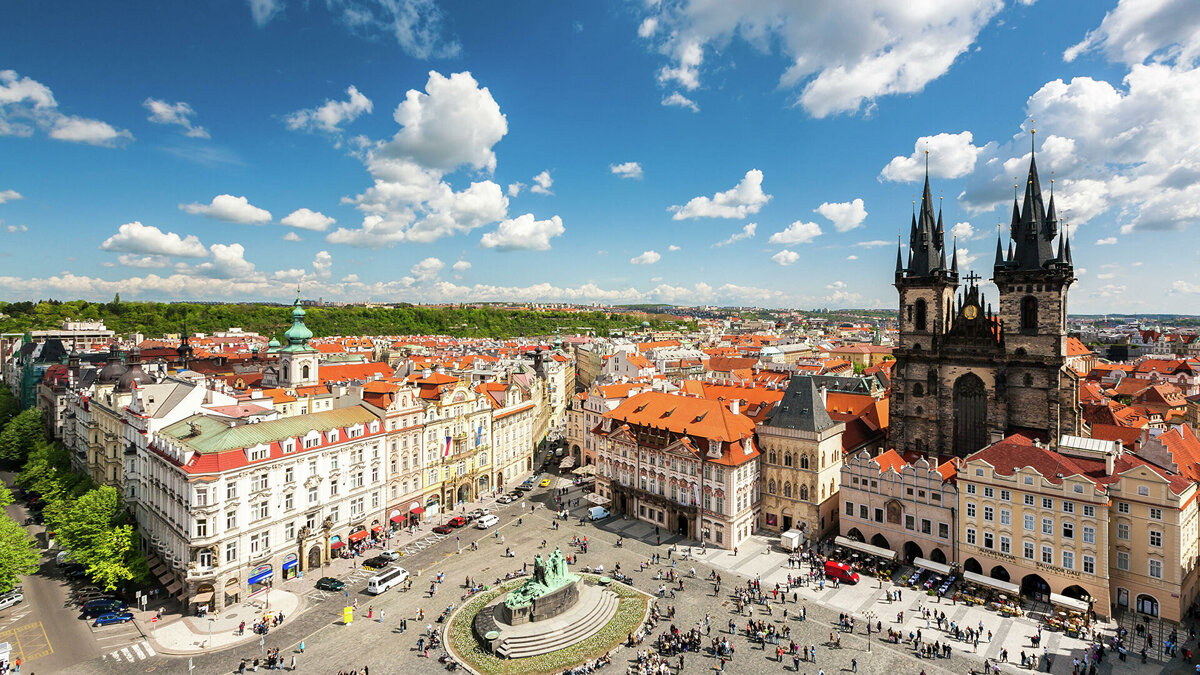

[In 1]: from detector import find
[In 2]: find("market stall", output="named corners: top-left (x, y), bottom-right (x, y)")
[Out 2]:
top-left (959, 572), bottom-right (1022, 615)
top-left (1045, 593), bottom-right (1091, 635)
top-left (832, 536), bottom-right (899, 580)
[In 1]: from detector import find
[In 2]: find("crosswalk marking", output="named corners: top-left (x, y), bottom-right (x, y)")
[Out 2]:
top-left (121, 647), bottom-right (133, 661)
top-left (142, 640), bottom-right (156, 656)
top-left (105, 641), bottom-right (156, 662)
top-left (130, 643), bottom-right (145, 659)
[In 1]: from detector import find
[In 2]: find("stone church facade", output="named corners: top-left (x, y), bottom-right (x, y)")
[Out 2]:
top-left (889, 151), bottom-right (1082, 460)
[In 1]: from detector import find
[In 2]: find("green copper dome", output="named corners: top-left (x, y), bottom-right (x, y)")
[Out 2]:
top-left (280, 296), bottom-right (314, 351)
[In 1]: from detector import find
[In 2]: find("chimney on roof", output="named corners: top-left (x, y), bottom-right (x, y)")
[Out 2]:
top-left (730, 398), bottom-right (740, 415)
top-left (818, 386), bottom-right (828, 408)
top-left (1105, 451), bottom-right (1115, 476)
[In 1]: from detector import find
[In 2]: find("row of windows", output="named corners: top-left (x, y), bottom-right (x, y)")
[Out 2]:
top-left (843, 501), bottom-right (950, 539)
top-left (966, 529), bottom-right (1099, 575)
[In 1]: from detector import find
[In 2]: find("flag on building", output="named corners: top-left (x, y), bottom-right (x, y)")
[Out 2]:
top-left (443, 435), bottom-right (452, 458)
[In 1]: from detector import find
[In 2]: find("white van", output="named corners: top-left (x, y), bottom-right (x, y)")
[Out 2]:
top-left (475, 514), bottom-right (499, 530)
top-left (55, 550), bottom-right (74, 566)
top-left (366, 567), bottom-right (409, 595)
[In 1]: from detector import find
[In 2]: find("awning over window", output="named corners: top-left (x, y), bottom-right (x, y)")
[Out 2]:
top-left (191, 591), bottom-right (214, 605)
top-left (390, 515), bottom-right (405, 523)
top-left (962, 571), bottom-right (1018, 594)
top-left (833, 535), bottom-right (898, 562)
top-left (166, 581), bottom-right (182, 595)
top-left (330, 541), bottom-right (345, 550)
top-left (1050, 593), bottom-right (1091, 613)
top-left (348, 530), bottom-right (369, 543)
top-left (409, 506), bottom-right (425, 515)
top-left (371, 526), bottom-right (384, 533)
top-left (913, 557), bottom-right (952, 576)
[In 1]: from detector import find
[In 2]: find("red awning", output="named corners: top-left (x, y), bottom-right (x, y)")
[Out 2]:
top-left (409, 506), bottom-right (425, 515)
top-left (390, 515), bottom-right (404, 523)
top-left (330, 541), bottom-right (345, 550)
top-left (371, 526), bottom-right (384, 533)
top-left (348, 530), bottom-right (369, 543)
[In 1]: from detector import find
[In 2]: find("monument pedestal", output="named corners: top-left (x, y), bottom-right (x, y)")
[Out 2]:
top-left (497, 578), bottom-right (580, 625)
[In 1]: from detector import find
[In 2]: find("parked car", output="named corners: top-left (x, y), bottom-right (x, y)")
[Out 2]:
top-left (379, 550), bottom-right (402, 561)
top-left (61, 563), bottom-right (89, 580)
top-left (496, 494), bottom-right (517, 504)
top-left (515, 484), bottom-right (534, 492)
top-left (539, 478), bottom-right (552, 488)
top-left (315, 577), bottom-right (345, 592)
top-left (82, 600), bottom-right (128, 619)
top-left (93, 611), bottom-right (135, 627)
top-left (74, 586), bottom-right (101, 601)
top-left (446, 516), bottom-right (468, 528)
top-left (362, 556), bottom-right (391, 571)
top-left (0, 592), bottom-right (24, 611)
top-left (432, 524), bottom-right (454, 534)
top-left (76, 592), bottom-right (114, 606)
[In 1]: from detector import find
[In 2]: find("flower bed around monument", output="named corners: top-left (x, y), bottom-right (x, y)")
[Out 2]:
top-left (447, 574), bottom-right (650, 674)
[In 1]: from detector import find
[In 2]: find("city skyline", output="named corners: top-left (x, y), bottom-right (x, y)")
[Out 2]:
top-left (2, 1), bottom-right (1200, 312)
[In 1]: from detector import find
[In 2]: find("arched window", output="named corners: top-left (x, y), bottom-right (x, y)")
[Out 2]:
top-left (784, 453), bottom-right (793, 468)
top-left (302, 364), bottom-right (310, 380)
top-left (1020, 295), bottom-right (1038, 331)
top-left (915, 298), bottom-right (927, 331)
top-left (768, 479), bottom-right (776, 495)
top-left (783, 482), bottom-right (792, 498)
top-left (283, 363), bottom-right (289, 380)
top-left (799, 484), bottom-right (809, 501)
top-left (913, 383), bottom-right (924, 397)
top-left (768, 450), bottom-right (776, 465)
top-left (820, 485), bottom-right (825, 500)
top-left (800, 454), bottom-right (809, 470)
top-left (1024, 373), bottom-right (1033, 387)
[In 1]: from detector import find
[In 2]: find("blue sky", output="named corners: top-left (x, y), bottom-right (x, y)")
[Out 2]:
top-left (1, 0), bottom-right (1198, 313)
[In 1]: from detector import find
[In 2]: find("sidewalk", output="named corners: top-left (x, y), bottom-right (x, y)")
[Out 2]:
top-left (143, 588), bottom-right (303, 654)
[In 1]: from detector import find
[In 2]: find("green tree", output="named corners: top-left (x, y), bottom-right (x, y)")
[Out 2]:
top-left (0, 388), bottom-right (19, 430)
top-left (0, 515), bottom-right (39, 592)
top-left (0, 408), bottom-right (44, 462)
top-left (83, 525), bottom-right (146, 592)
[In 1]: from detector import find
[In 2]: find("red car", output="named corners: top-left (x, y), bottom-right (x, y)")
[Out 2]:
top-left (446, 516), bottom-right (468, 528)
top-left (432, 524), bottom-right (454, 534)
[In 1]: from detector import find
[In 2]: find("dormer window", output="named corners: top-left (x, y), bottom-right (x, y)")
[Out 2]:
top-left (303, 430), bottom-right (321, 449)
top-left (328, 429), bottom-right (340, 443)
top-left (282, 439), bottom-right (296, 454)
top-left (247, 444), bottom-right (270, 462)
top-left (368, 421), bottom-right (380, 434)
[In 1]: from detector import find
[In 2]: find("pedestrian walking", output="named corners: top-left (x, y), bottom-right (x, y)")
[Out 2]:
top-left (290, 655), bottom-right (297, 671)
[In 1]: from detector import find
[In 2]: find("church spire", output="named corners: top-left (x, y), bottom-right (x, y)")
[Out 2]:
top-left (994, 233), bottom-right (1005, 269)
top-left (894, 236), bottom-right (904, 277)
top-left (907, 151), bottom-right (944, 277)
top-left (951, 236), bottom-right (959, 274)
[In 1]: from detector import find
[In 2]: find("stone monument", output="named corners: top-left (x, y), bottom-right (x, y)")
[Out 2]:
top-left (496, 547), bottom-right (580, 625)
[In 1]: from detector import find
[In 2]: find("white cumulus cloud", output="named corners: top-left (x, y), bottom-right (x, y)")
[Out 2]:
top-left (452, 260), bottom-right (471, 272)
top-left (410, 257), bottom-right (445, 282)
top-left (181, 194), bottom-right (272, 224)
top-left (281, 208), bottom-right (336, 231)
top-left (387, 71), bottom-right (507, 173)
top-left (480, 214), bottom-right (564, 251)
top-left (143, 98), bottom-right (210, 138)
top-left (951, 222), bottom-right (976, 240)
top-left (630, 250), bottom-right (662, 265)
top-left (530, 170), bottom-right (554, 195)
top-left (0, 189), bottom-right (21, 204)
top-left (672, 170), bottom-right (771, 220)
top-left (768, 221), bottom-right (823, 245)
top-left (881, 131), bottom-right (987, 182)
top-left (640, 1), bottom-right (1005, 118)
top-left (285, 85), bottom-right (373, 134)
top-left (771, 250), bottom-right (800, 266)
top-left (1096, 237), bottom-right (1118, 245)
top-left (283, 232), bottom-right (303, 242)
top-left (815, 199), bottom-right (867, 232)
top-left (713, 223), bottom-right (757, 247)
top-left (100, 222), bottom-right (209, 258)
top-left (661, 92), bottom-right (699, 112)
top-left (0, 70), bottom-right (134, 146)
top-left (668, 244), bottom-right (681, 252)
top-left (610, 162), bottom-right (644, 179)
top-left (191, 243), bottom-right (257, 279)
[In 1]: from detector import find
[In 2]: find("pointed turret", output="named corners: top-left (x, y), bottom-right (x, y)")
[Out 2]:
top-left (951, 237), bottom-right (959, 274)
top-left (1065, 228), bottom-right (1073, 265)
top-left (1044, 193), bottom-right (1058, 241)
top-left (907, 162), bottom-right (944, 277)
top-left (894, 237), bottom-right (904, 278)
top-left (1010, 146), bottom-right (1058, 270)
top-left (935, 207), bottom-right (945, 251)
top-left (1056, 231), bottom-right (1065, 262)
top-left (994, 235), bottom-right (1005, 268)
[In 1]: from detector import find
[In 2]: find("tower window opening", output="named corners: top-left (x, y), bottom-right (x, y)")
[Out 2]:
top-left (915, 299), bottom-right (927, 331)
top-left (1020, 296), bottom-right (1038, 332)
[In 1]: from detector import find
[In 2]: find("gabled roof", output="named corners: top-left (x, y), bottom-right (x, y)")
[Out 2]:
top-left (603, 391), bottom-right (755, 443)
top-left (160, 405), bottom-right (379, 455)
top-left (763, 375), bottom-right (836, 433)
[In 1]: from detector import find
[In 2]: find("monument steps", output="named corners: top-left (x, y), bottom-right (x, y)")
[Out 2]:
top-left (495, 586), bottom-right (619, 658)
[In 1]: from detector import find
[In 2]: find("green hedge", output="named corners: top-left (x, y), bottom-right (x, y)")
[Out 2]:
top-left (447, 576), bottom-right (650, 674)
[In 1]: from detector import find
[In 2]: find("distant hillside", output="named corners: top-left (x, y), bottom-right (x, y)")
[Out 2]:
top-left (0, 300), bottom-right (686, 340)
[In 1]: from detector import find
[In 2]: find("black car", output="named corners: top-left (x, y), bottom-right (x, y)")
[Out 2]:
top-left (62, 563), bottom-right (89, 579)
top-left (315, 577), bottom-right (345, 592)
top-left (362, 556), bottom-right (391, 571)
top-left (82, 599), bottom-right (128, 619)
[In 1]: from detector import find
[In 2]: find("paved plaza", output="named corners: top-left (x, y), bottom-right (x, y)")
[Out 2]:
top-left (63, 477), bottom-right (1195, 675)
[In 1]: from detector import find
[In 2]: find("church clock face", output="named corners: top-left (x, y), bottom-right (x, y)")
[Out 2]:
top-left (963, 304), bottom-right (979, 320)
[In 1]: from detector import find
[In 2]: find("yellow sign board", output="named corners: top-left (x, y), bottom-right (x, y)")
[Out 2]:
top-left (343, 606), bottom-right (353, 624)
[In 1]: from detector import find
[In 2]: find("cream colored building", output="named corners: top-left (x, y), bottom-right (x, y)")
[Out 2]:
top-left (958, 433), bottom-right (1200, 621)
top-left (758, 376), bottom-right (845, 540)
top-left (408, 374), bottom-right (494, 516)
top-left (839, 449), bottom-right (958, 565)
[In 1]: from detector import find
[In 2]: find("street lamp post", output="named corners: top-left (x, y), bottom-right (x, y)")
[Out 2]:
top-left (207, 617), bottom-right (215, 647)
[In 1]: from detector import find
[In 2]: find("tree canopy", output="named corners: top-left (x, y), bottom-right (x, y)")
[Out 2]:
top-left (0, 408), bottom-right (43, 462)
top-left (0, 516), bottom-right (39, 593)
top-left (0, 299), bottom-right (687, 339)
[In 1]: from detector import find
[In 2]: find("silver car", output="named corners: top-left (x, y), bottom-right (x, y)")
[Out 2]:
top-left (0, 592), bottom-right (25, 611)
